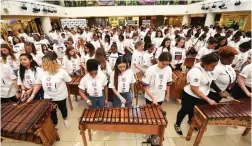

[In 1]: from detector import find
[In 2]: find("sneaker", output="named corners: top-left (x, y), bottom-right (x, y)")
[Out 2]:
top-left (174, 124), bottom-right (183, 136)
top-left (63, 119), bottom-right (70, 128)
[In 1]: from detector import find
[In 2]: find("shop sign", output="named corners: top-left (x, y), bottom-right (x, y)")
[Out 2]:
top-left (142, 20), bottom-right (151, 25)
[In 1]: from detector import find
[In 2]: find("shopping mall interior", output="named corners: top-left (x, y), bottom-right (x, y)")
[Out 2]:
top-left (1, 0), bottom-right (251, 146)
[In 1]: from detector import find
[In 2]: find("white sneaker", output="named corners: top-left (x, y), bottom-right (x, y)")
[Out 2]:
top-left (63, 119), bottom-right (70, 128)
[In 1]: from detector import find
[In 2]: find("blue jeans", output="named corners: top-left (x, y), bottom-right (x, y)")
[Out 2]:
top-left (113, 91), bottom-right (132, 107)
top-left (88, 96), bottom-right (105, 109)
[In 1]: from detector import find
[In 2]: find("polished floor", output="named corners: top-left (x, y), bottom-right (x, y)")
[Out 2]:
top-left (2, 94), bottom-right (251, 146)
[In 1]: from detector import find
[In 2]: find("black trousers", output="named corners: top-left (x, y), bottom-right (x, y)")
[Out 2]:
top-left (208, 91), bottom-right (222, 103)
top-left (176, 91), bottom-right (208, 126)
top-left (231, 83), bottom-right (251, 99)
top-left (51, 98), bottom-right (68, 125)
top-left (1, 96), bottom-right (18, 103)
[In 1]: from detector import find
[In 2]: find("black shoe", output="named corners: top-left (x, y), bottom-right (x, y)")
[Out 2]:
top-left (174, 124), bottom-right (183, 136)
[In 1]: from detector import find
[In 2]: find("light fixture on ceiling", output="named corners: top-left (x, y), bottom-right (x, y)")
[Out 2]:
top-left (21, 3), bottom-right (27, 10)
top-left (219, 1), bottom-right (225, 9)
top-left (212, 3), bottom-right (216, 8)
top-left (201, 5), bottom-right (205, 10)
top-left (235, 0), bottom-right (241, 6)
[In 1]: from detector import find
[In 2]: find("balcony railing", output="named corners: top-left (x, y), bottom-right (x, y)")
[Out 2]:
top-left (41, 0), bottom-right (203, 7)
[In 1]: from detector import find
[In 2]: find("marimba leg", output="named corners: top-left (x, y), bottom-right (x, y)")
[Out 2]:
top-left (88, 129), bottom-right (92, 141)
top-left (67, 94), bottom-right (73, 111)
top-left (193, 124), bottom-right (207, 146)
top-left (186, 118), bottom-right (195, 141)
top-left (242, 128), bottom-right (251, 136)
top-left (75, 94), bottom-right (78, 102)
top-left (80, 125), bottom-right (88, 146)
top-left (159, 126), bottom-right (165, 146)
top-left (135, 84), bottom-right (138, 105)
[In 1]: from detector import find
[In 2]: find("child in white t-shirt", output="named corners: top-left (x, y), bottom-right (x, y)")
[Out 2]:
top-left (143, 43), bottom-right (155, 71)
top-left (63, 45), bottom-right (81, 76)
top-left (109, 56), bottom-right (136, 107)
top-left (79, 59), bottom-right (108, 109)
top-left (130, 41), bottom-right (145, 74)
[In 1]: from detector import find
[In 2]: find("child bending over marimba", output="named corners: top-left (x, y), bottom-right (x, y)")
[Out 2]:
top-left (79, 59), bottom-right (108, 109)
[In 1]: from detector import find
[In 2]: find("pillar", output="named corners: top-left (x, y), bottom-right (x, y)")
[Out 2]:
top-left (59, 0), bottom-right (65, 7)
top-left (40, 17), bottom-right (52, 34)
top-left (204, 13), bottom-right (216, 27)
top-left (182, 15), bottom-right (190, 26)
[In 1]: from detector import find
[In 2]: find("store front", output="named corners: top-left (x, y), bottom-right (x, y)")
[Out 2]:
top-left (164, 16), bottom-right (183, 26)
top-left (218, 11), bottom-right (251, 31)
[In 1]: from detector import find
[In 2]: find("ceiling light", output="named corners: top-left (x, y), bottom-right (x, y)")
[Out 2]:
top-left (219, 2), bottom-right (225, 9)
top-left (21, 3), bottom-right (27, 10)
top-left (201, 5), bottom-right (205, 10)
top-left (235, 1), bottom-right (241, 6)
top-left (212, 3), bottom-right (216, 8)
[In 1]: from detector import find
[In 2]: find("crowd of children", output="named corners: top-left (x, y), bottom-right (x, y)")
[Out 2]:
top-left (1, 24), bottom-right (251, 137)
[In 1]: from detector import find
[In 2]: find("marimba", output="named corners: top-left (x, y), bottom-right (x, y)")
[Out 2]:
top-left (67, 75), bottom-right (83, 110)
top-left (1, 99), bottom-right (59, 145)
top-left (186, 98), bottom-right (251, 146)
top-left (79, 104), bottom-right (168, 146)
top-left (135, 72), bottom-right (144, 105)
top-left (170, 71), bottom-right (186, 99)
top-left (183, 55), bottom-right (196, 68)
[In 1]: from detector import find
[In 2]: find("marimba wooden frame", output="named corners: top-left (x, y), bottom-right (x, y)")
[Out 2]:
top-left (79, 123), bottom-right (166, 146)
top-left (186, 106), bottom-right (251, 146)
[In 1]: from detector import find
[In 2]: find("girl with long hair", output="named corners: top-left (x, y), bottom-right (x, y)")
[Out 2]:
top-left (80, 42), bottom-right (96, 72)
top-left (63, 45), bottom-right (81, 75)
top-left (170, 37), bottom-right (186, 70)
top-left (154, 38), bottom-right (171, 59)
top-left (18, 53), bottom-right (44, 100)
top-left (24, 42), bottom-right (43, 65)
top-left (153, 30), bottom-right (164, 49)
top-left (109, 56), bottom-right (136, 107)
top-left (12, 36), bottom-right (25, 53)
top-left (27, 51), bottom-right (72, 128)
top-left (1, 44), bottom-right (20, 76)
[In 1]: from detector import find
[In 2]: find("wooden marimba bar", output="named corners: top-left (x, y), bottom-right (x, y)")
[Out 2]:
top-left (170, 71), bottom-right (184, 99)
top-left (79, 104), bottom-right (168, 146)
top-left (186, 98), bottom-right (251, 146)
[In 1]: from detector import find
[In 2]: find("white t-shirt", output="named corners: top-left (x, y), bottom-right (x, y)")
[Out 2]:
top-left (1, 63), bottom-right (17, 98)
top-left (170, 47), bottom-right (186, 65)
top-left (131, 50), bottom-right (143, 73)
top-left (79, 72), bottom-right (107, 97)
top-left (53, 43), bottom-right (67, 59)
top-left (154, 47), bottom-right (169, 59)
top-left (31, 52), bottom-right (43, 66)
top-left (142, 64), bottom-right (172, 102)
top-left (80, 53), bottom-right (95, 66)
top-left (4, 53), bottom-right (20, 71)
top-left (108, 52), bottom-right (121, 69)
top-left (17, 67), bottom-right (42, 89)
top-left (27, 36), bottom-right (34, 43)
top-left (18, 33), bottom-right (28, 41)
top-left (40, 39), bottom-right (50, 45)
top-left (184, 63), bottom-right (213, 98)
top-left (194, 40), bottom-right (206, 52)
top-left (116, 41), bottom-right (126, 55)
top-left (143, 51), bottom-right (154, 68)
top-left (98, 61), bottom-right (112, 78)
top-left (239, 63), bottom-right (252, 88)
top-left (196, 47), bottom-right (214, 60)
top-left (228, 41), bottom-right (240, 51)
top-left (153, 37), bottom-right (164, 49)
top-left (13, 43), bottom-right (25, 53)
top-left (102, 41), bottom-right (111, 52)
top-left (8, 36), bottom-right (13, 45)
top-left (211, 62), bottom-right (236, 92)
top-left (232, 51), bottom-right (249, 71)
top-left (185, 40), bottom-right (193, 52)
top-left (62, 55), bottom-right (81, 74)
top-left (91, 40), bottom-right (101, 50)
top-left (109, 69), bottom-right (136, 93)
top-left (35, 69), bottom-right (72, 101)
top-left (34, 41), bottom-right (43, 53)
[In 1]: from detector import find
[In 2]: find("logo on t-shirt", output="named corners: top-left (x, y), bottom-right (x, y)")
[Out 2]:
top-left (92, 82), bottom-right (96, 87)
top-left (159, 74), bottom-right (163, 79)
top-left (46, 77), bottom-right (52, 81)
top-left (26, 75), bottom-right (30, 79)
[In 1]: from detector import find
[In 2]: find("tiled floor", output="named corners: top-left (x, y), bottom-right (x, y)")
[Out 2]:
top-left (2, 94), bottom-right (251, 146)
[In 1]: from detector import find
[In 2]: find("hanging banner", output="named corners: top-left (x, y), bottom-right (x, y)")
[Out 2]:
top-left (127, 20), bottom-right (137, 25)
top-left (60, 19), bottom-right (87, 29)
top-left (142, 20), bottom-right (151, 25)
